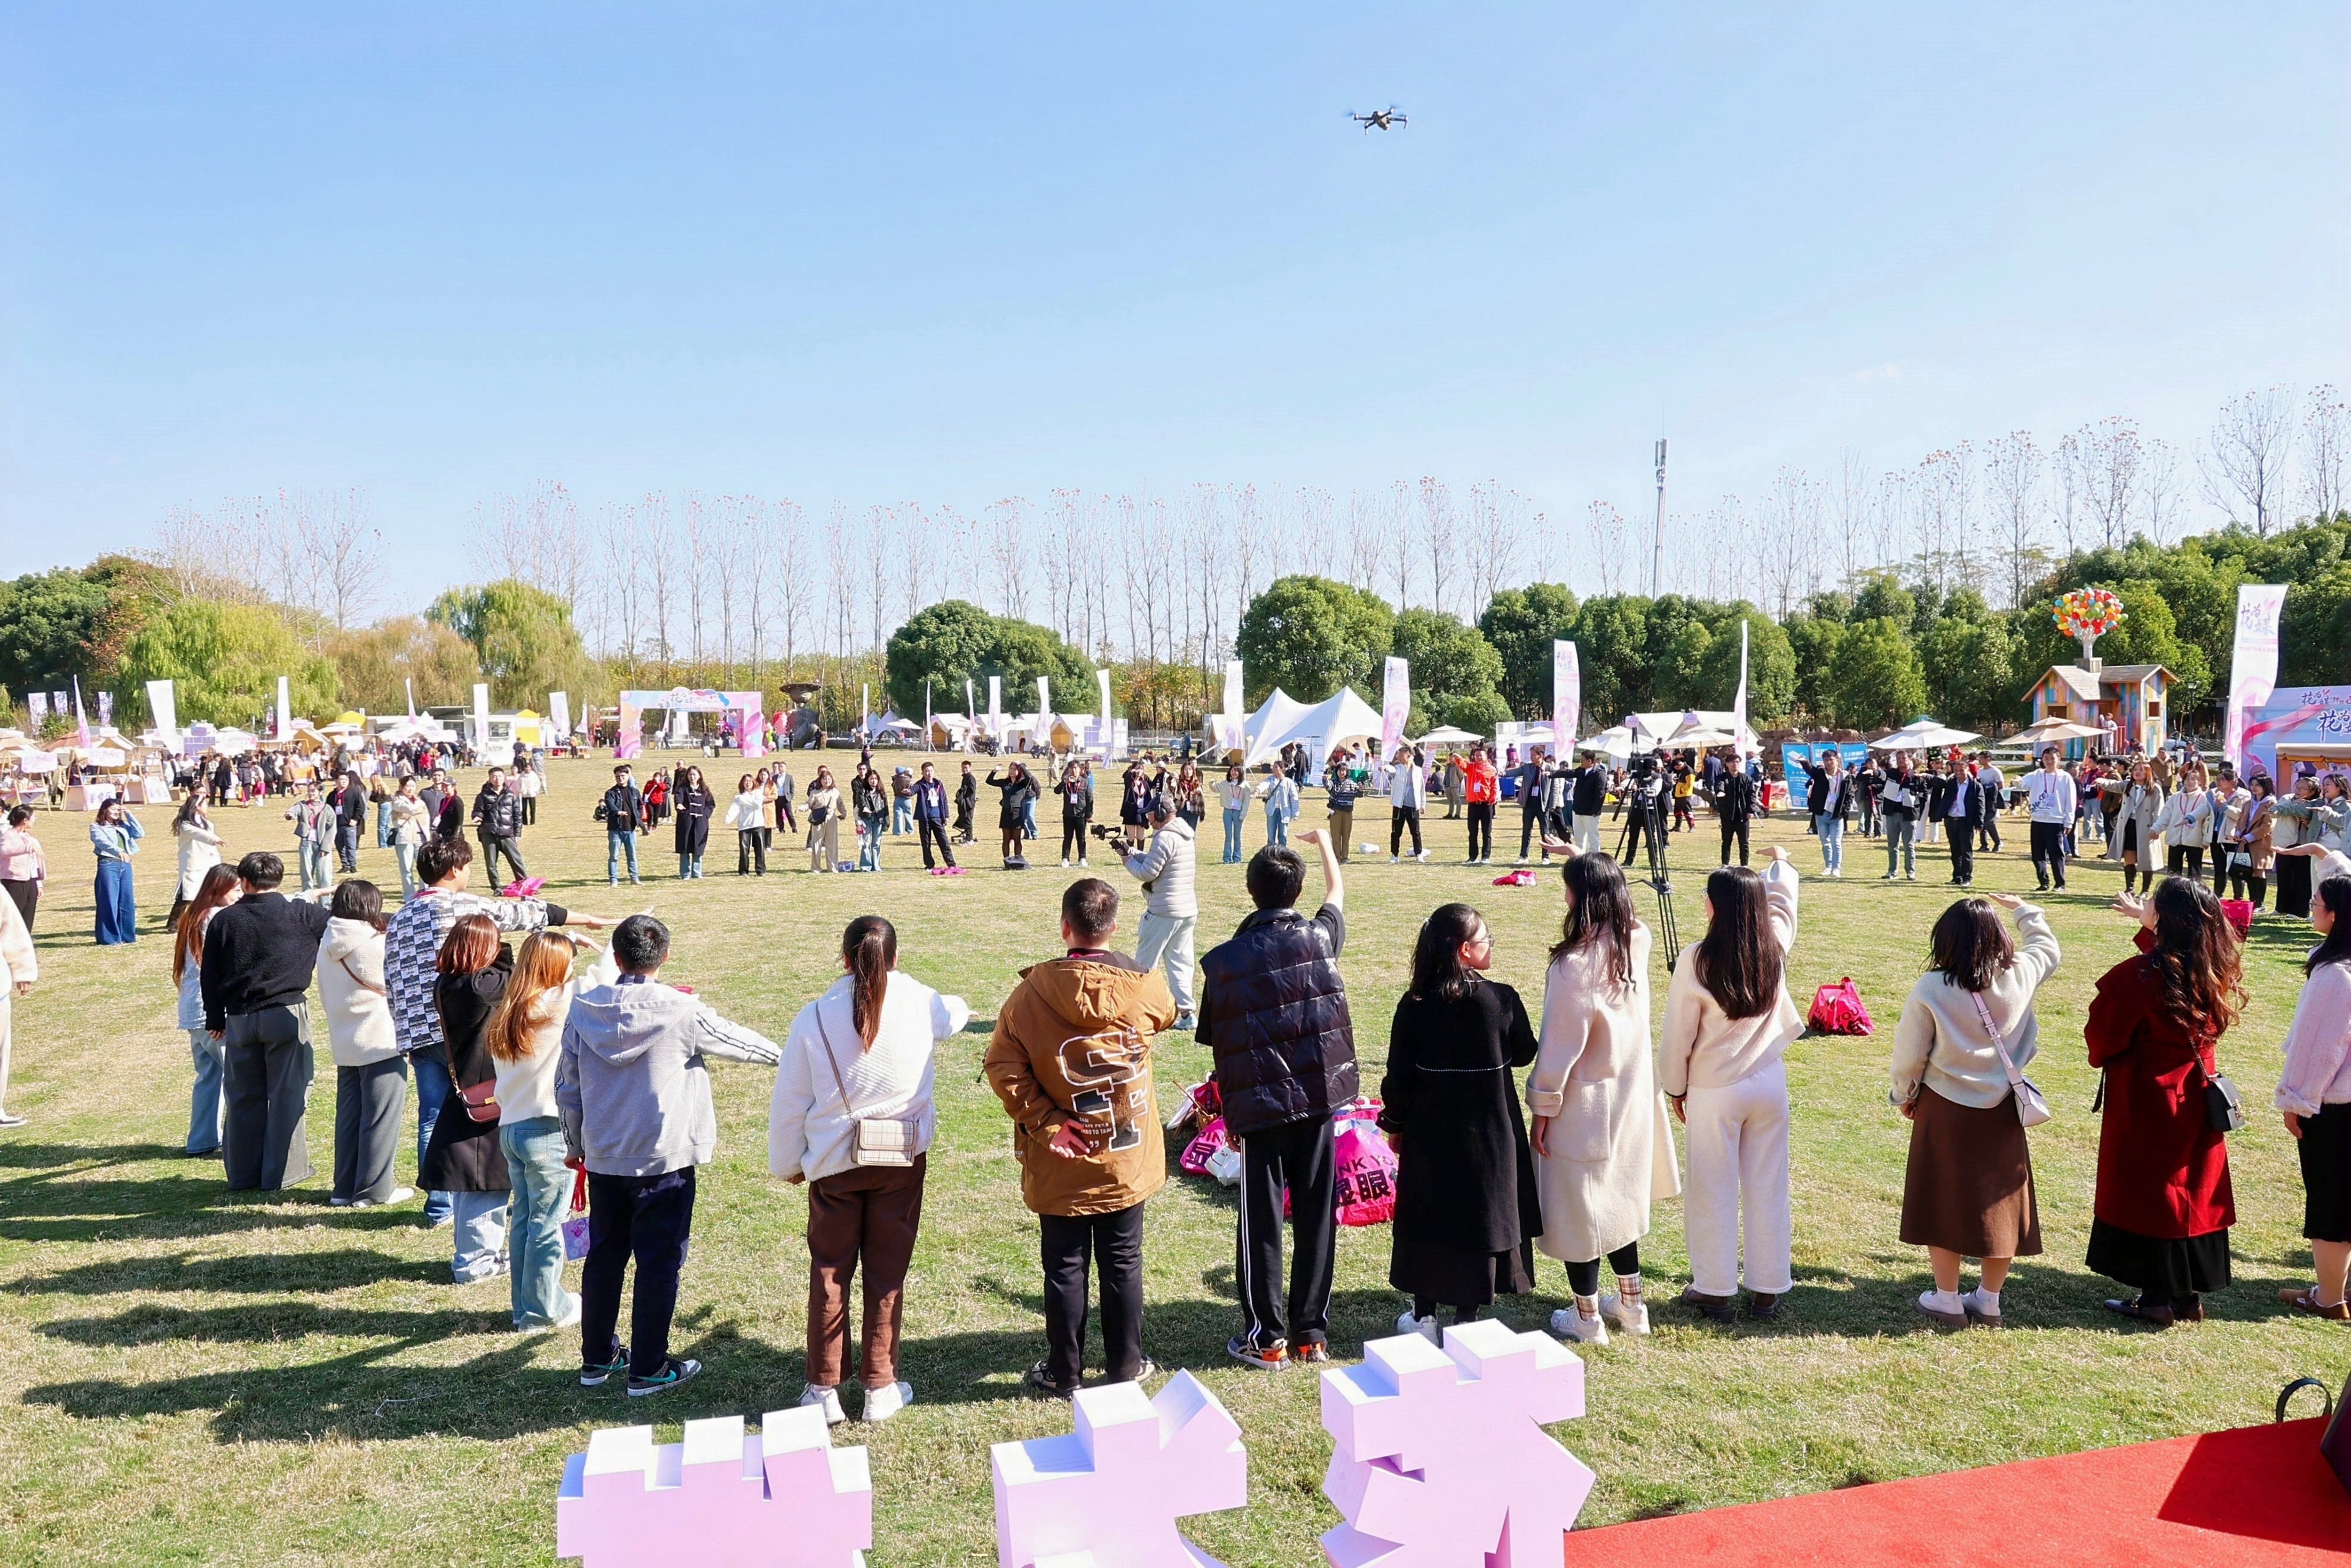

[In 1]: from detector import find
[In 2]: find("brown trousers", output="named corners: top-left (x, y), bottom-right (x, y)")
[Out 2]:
top-left (1327, 807), bottom-right (1353, 861)
top-left (805, 1153), bottom-right (927, 1388)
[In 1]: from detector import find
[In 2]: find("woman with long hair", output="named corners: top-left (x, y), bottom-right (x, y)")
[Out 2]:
top-left (2087, 875), bottom-right (2244, 1325)
top-left (387, 775), bottom-right (428, 898)
top-left (2225, 774), bottom-right (2276, 909)
top-left (1174, 760), bottom-right (1205, 831)
top-left (1215, 764), bottom-right (1249, 865)
top-left (2108, 759), bottom-right (2166, 897)
top-left (422, 914), bottom-right (515, 1283)
top-left (320, 879), bottom-right (410, 1208)
top-left (1658, 844), bottom-right (1802, 1321)
top-left (172, 864), bottom-right (241, 1156)
top-left (726, 772), bottom-right (768, 876)
top-left (2154, 762), bottom-right (2215, 878)
top-left (1889, 893), bottom-right (2060, 1327)
top-left (852, 764), bottom-right (889, 873)
top-left (1527, 847), bottom-right (1676, 1343)
top-left (1381, 903), bottom-right (1541, 1339)
top-left (770, 915), bottom-right (969, 1423)
top-left (0, 804), bottom-right (45, 931)
top-left (671, 764), bottom-right (714, 878)
top-left (89, 797), bottom-right (144, 945)
top-left (2273, 773), bottom-right (2324, 918)
top-left (169, 791), bottom-right (224, 932)
top-left (2277, 874), bottom-right (2351, 1319)
top-left (806, 766), bottom-right (843, 872)
top-left (987, 760), bottom-right (1036, 864)
top-left (486, 928), bottom-right (610, 1330)
top-left (1057, 761), bottom-right (1094, 868)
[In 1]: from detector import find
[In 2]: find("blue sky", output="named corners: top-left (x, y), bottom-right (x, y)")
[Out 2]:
top-left (2, 4), bottom-right (2344, 607)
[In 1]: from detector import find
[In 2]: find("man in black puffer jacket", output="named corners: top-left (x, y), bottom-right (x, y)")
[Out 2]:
top-left (1197, 827), bottom-right (1354, 1371)
top-left (470, 766), bottom-right (529, 886)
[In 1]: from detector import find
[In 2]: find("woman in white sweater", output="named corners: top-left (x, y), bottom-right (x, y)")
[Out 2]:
top-left (726, 774), bottom-right (769, 876)
top-left (485, 928), bottom-right (611, 1331)
top-left (1888, 894), bottom-right (2060, 1328)
top-left (318, 879), bottom-right (412, 1208)
top-left (169, 794), bottom-right (225, 932)
top-left (1526, 847), bottom-right (1678, 1344)
top-left (2154, 765), bottom-right (2216, 878)
top-left (1658, 844), bottom-right (1800, 1322)
top-left (769, 916), bottom-right (970, 1425)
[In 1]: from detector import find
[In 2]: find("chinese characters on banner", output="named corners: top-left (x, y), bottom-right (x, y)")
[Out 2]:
top-left (1381, 657), bottom-right (1410, 759)
top-left (2224, 584), bottom-right (2288, 771)
top-left (1553, 641), bottom-right (1579, 754)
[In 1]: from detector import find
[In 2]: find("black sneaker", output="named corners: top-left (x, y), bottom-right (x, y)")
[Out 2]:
top-left (1026, 1359), bottom-right (1076, 1400)
top-left (580, 1348), bottom-right (629, 1387)
top-left (626, 1356), bottom-right (702, 1397)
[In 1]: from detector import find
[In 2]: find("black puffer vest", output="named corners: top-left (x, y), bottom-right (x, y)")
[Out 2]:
top-left (1199, 908), bottom-right (1357, 1135)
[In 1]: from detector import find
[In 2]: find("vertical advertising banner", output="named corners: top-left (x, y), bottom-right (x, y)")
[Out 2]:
top-left (548, 692), bottom-right (571, 741)
top-left (1037, 676), bottom-right (1052, 743)
top-left (276, 675), bottom-right (293, 740)
top-left (1381, 656), bottom-right (1410, 758)
top-left (97, 691), bottom-right (113, 728)
top-left (145, 679), bottom-right (178, 740)
top-left (1552, 641), bottom-right (1580, 756)
top-left (472, 682), bottom-right (491, 750)
top-left (28, 692), bottom-right (49, 727)
top-left (1220, 660), bottom-right (1245, 750)
top-left (988, 676), bottom-right (1003, 739)
top-left (2225, 584), bottom-right (2289, 771)
top-left (1732, 622), bottom-right (1751, 758)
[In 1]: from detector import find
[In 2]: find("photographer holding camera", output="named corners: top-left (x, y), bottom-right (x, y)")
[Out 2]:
top-left (1107, 794), bottom-right (1199, 1032)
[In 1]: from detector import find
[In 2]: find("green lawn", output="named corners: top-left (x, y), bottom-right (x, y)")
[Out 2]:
top-left (0, 757), bottom-right (2337, 1567)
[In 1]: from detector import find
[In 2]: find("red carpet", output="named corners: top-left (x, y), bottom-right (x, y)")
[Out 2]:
top-left (1566, 1418), bottom-right (2351, 1564)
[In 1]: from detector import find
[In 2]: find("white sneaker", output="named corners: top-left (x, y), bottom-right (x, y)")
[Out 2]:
top-left (1515, 856), bottom-right (1528, 866)
top-left (1078, 857), bottom-right (1089, 867)
top-left (1396, 1309), bottom-right (1439, 1343)
top-left (800, 1383), bottom-right (846, 1426)
top-left (1416, 850), bottom-right (1429, 862)
top-left (1599, 1293), bottom-right (1650, 1336)
top-left (1060, 858), bottom-right (1071, 867)
top-left (1389, 855), bottom-right (1400, 864)
top-left (1549, 1306), bottom-right (1609, 1345)
top-left (861, 1380), bottom-right (913, 1422)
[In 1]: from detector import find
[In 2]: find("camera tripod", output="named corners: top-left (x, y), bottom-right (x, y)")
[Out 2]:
top-left (1615, 786), bottom-right (1680, 958)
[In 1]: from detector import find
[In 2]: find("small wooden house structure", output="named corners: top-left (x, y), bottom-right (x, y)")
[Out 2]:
top-left (2025, 662), bottom-right (2171, 756)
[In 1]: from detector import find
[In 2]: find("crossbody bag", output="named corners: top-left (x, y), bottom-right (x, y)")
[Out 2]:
top-left (813, 1004), bottom-right (919, 1167)
top-left (1967, 990), bottom-right (2052, 1128)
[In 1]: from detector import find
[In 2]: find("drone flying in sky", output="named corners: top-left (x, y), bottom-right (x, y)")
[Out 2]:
top-left (1349, 106), bottom-right (1406, 133)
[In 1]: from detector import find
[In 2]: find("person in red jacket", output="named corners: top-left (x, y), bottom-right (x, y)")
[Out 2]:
top-left (2085, 875), bottom-right (2243, 1327)
top-left (1462, 746), bottom-right (1500, 866)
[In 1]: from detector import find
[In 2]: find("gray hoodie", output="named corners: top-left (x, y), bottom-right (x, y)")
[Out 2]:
top-left (557, 975), bottom-right (781, 1176)
top-left (1121, 815), bottom-right (1198, 918)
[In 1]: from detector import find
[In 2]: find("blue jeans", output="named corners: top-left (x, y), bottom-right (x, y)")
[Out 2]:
top-left (677, 853), bottom-right (703, 878)
top-left (452, 1189), bottom-right (509, 1282)
top-left (858, 814), bottom-right (884, 871)
top-left (1021, 798), bottom-right (1038, 838)
top-left (1818, 815), bottom-right (1845, 873)
top-left (374, 799), bottom-right (393, 847)
top-left (187, 1028), bottom-right (225, 1153)
top-left (412, 1051), bottom-right (453, 1225)
top-left (1222, 808), bottom-right (1246, 863)
top-left (607, 829), bottom-right (639, 882)
top-left (500, 1117), bottom-right (572, 1328)
top-left (892, 798), bottom-right (913, 834)
top-left (1265, 809), bottom-right (1289, 848)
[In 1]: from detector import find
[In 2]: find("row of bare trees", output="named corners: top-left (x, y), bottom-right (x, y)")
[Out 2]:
top-left (149, 488), bottom-right (383, 636)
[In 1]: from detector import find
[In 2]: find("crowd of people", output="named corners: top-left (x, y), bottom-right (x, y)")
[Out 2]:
top-left (4, 723), bottom-right (2348, 1418)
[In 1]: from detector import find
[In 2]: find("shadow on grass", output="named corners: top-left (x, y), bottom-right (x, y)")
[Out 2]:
top-left (15, 1248), bottom-right (447, 1295)
top-left (0, 1147), bottom-right (430, 1244)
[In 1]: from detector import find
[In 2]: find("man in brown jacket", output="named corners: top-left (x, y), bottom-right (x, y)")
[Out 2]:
top-left (984, 877), bottom-right (1177, 1397)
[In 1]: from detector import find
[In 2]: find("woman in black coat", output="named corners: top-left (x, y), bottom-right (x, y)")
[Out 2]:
top-left (986, 762), bottom-right (1037, 863)
top-left (421, 914), bottom-right (514, 1284)
top-left (671, 764), bottom-right (715, 878)
top-left (1381, 902), bottom-right (1542, 1334)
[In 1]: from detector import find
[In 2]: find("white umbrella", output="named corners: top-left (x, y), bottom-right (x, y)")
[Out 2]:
top-left (2011, 717), bottom-right (2105, 745)
top-left (1412, 725), bottom-right (1484, 746)
top-left (1869, 719), bottom-right (1980, 750)
top-left (1578, 726), bottom-right (1636, 759)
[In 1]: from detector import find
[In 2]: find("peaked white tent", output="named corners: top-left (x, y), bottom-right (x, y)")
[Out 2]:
top-left (1242, 688), bottom-right (1386, 772)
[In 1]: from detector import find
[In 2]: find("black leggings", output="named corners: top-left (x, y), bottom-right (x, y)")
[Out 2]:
top-left (2166, 844), bottom-right (2205, 877)
top-left (1390, 807), bottom-right (1422, 855)
top-left (1062, 818), bottom-right (1088, 860)
top-left (1564, 1242), bottom-right (1643, 1298)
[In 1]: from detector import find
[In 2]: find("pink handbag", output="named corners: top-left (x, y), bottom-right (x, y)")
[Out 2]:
top-left (1807, 976), bottom-right (1874, 1035)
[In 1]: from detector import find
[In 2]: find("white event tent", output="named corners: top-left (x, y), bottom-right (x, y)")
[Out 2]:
top-left (1240, 688), bottom-right (1386, 772)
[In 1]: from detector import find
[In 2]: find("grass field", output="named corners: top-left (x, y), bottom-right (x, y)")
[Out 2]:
top-left (0, 755), bottom-right (2338, 1567)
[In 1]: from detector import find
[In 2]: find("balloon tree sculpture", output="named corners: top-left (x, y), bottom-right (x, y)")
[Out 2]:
top-left (2053, 587), bottom-right (2127, 666)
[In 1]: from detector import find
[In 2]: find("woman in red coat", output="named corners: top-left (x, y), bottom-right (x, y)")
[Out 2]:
top-left (2085, 875), bottom-right (2245, 1326)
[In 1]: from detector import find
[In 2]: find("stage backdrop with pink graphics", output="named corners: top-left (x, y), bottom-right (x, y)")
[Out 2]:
top-left (2245, 684), bottom-right (2351, 782)
top-left (614, 688), bottom-right (765, 761)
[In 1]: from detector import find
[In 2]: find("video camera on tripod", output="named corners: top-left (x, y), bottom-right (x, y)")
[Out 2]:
top-left (1616, 747), bottom-right (1680, 956)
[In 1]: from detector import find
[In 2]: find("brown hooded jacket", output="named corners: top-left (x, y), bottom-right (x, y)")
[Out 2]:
top-left (984, 953), bottom-right (1176, 1216)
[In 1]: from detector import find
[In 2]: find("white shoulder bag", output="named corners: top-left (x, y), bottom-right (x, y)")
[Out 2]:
top-left (813, 1003), bottom-right (920, 1167)
top-left (1968, 990), bottom-right (2051, 1128)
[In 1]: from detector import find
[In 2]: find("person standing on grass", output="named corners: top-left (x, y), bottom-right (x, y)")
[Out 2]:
top-left (560, 913), bottom-right (781, 1397)
top-left (984, 879), bottom-right (1177, 1398)
top-left (1054, 760), bottom-right (1094, 868)
top-left (1889, 893), bottom-right (2060, 1329)
top-left (1805, 750), bottom-right (1854, 879)
top-left (423, 915), bottom-right (517, 1284)
top-left (1939, 759), bottom-right (1988, 889)
top-left (1381, 903), bottom-right (1541, 1341)
top-left (1713, 755), bottom-right (1757, 868)
top-left (173, 865), bottom-right (241, 1154)
top-left (170, 793), bottom-right (224, 933)
top-left (319, 879), bottom-right (412, 1210)
top-left (987, 760), bottom-right (1038, 865)
top-left (805, 766), bottom-right (844, 872)
top-left (1461, 746), bottom-right (1499, 864)
top-left (1658, 845), bottom-right (1802, 1323)
top-left (488, 928), bottom-right (612, 1333)
top-left (2087, 877), bottom-right (2242, 1327)
top-left (912, 762), bottom-right (957, 870)
top-left (1879, 756), bottom-right (1920, 881)
top-left (595, 764), bottom-right (644, 888)
top-left (1387, 747), bottom-right (1428, 862)
top-left (1569, 754), bottom-right (1608, 855)
top-left (1527, 844), bottom-right (1674, 1344)
top-left (471, 766), bottom-right (531, 888)
top-left (1255, 761), bottom-right (1299, 850)
top-left (0, 805), bottom-right (46, 932)
top-left (2154, 763), bottom-right (2215, 879)
top-left (2224, 775), bottom-right (2275, 910)
top-left (2025, 747), bottom-right (2077, 891)
top-left (1328, 756), bottom-right (1364, 865)
top-left (0, 861), bottom-right (36, 1128)
top-left (726, 773), bottom-right (768, 876)
top-left (2277, 873), bottom-right (2351, 1320)
top-left (852, 764), bottom-right (889, 874)
top-left (1123, 794), bottom-right (1199, 1032)
top-left (385, 835), bottom-right (616, 1230)
top-left (1198, 829), bottom-right (1355, 1370)
top-left (771, 915), bottom-right (970, 1425)
top-left (331, 770), bottom-right (367, 875)
top-left (954, 759), bottom-right (978, 843)
top-left (2109, 760), bottom-right (2165, 898)
top-left (1512, 749), bottom-right (1547, 864)
top-left (1215, 764), bottom-right (1249, 865)
top-left (671, 764), bottom-right (714, 879)
top-left (202, 851), bottom-right (333, 1190)
top-left (773, 762), bottom-right (798, 838)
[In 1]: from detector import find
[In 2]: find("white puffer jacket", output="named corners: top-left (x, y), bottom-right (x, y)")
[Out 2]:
top-left (317, 916), bottom-right (399, 1067)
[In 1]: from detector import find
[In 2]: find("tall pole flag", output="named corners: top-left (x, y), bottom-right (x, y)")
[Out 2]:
top-left (72, 676), bottom-right (92, 747)
top-left (988, 676), bottom-right (1002, 740)
top-left (1037, 676), bottom-right (1052, 745)
top-left (403, 677), bottom-right (416, 719)
top-left (966, 679), bottom-right (977, 724)
top-left (1552, 641), bottom-right (1579, 758)
top-left (2225, 584), bottom-right (2289, 771)
top-left (1381, 656), bottom-right (1411, 758)
top-left (1221, 660), bottom-right (1245, 751)
top-left (471, 683), bottom-right (490, 750)
top-left (276, 675), bottom-right (292, 740)
top-left (145, 679), bottom-right (178, 742)
top-left (924, 678), bottom-right (933, 751)
top-left (1732, 621), bottom-right (1752, 759)
top-left (861, 683), bottom-right (870, 737)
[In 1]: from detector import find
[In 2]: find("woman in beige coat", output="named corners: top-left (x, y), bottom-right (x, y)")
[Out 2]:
top-left (1525, 845), bottom-right (1679, 1344)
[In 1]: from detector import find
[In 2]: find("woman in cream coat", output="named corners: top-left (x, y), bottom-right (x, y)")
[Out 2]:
top-left (1658, 843), bottom-right (1802, 1322)
top-left (318, 879), bottom-right (410, 1207)
top-left (1525, 845), bottom-right (1678, 1344)
top-left (2154, 764), bottom-right (2215, 878)
top-left (2105, 760), bottom-right (2165, 897)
